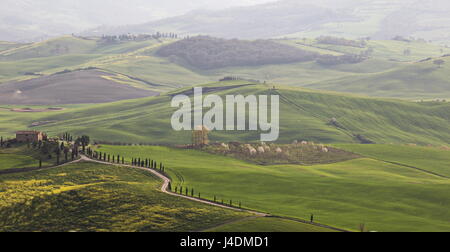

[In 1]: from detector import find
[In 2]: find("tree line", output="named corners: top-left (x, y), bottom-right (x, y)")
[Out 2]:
top-left (100, 32), bottom-right (179, 43)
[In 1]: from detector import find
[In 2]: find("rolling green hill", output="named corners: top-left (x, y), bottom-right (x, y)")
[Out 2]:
top-left (1, 82), bottom-right (449, 145)
top-left (308, 56), bottom-right (450, 98)
top-left (0, 41), bottom-right (24, 53)
top-left (0, 161), bottom-right (249, 232)
top-left (0, 36), bottom-right (98, 61)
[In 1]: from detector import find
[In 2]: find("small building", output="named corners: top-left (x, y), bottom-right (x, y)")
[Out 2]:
top-left (16, 131), bottom-right (46, 143)
top-left (192, 126), bottom-right (210, 147)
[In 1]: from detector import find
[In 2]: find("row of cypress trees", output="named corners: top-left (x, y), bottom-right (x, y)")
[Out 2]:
top-left (85, 146), bottom-right (243, 209)
top-left (131, 158), bottom-right (166, 173)
top-left (172, 185), bottom-right (242, 209)
top-left (88, 148), bottom-right (125, 164)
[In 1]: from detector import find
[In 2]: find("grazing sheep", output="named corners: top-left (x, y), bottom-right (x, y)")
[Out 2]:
top-left (301, 141), bottom-right (308, 145)
top-left (264, 146), bottom-right (271, 152)
top-left (276, 147), bottom-right (283, 153)
top-left (249, 147), bottom-right (257, 155)
top-left (322, 147), bottom-right (329, 153)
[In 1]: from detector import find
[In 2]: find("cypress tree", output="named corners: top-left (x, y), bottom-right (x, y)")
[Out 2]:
top-left (191, 188), bottom-right (194, 197)
top-left (122, 157), bottom-right (124, 164)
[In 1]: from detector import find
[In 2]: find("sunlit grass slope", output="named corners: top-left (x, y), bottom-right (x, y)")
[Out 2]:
top-left (0, 161), bottom-right (249, 232)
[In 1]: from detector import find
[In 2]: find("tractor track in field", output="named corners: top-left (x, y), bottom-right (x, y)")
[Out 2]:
top-left (375, 159), bottom-right (450, 179)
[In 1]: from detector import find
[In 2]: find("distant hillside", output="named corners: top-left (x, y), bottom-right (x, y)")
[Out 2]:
top-left (87, 0), bottom-right (450, 42)
top-left (155, 36), bottom-right (319, 69)
top-left (2, 82), bottom-right (447, 145)
top-left (0, 69), bottom-right (158, 105)
top-left (0, 36), bottom-right (97, 61)
top-left (88, 0), bottom-right (356, 39)
top-left (1, 36), bottom-right (450, 99)
top-left (308, 56), bottom-right (450, 98)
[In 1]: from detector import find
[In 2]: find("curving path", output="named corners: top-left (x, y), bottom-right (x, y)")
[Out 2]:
top-left (79, 155), bottom-right (267, 216)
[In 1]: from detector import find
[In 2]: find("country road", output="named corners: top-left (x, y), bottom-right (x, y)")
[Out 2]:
top-left (1, 154), bottom-right (350, 232)
top-left (79, 155), bottom-right (268, 216)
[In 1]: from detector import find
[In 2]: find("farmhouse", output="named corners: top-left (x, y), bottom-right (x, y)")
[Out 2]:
top-left (16, 131), bottom-right (46, 142)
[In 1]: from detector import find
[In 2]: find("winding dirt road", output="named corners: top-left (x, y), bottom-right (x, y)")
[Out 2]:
top-left (79, 155), bottom-right (268, 216)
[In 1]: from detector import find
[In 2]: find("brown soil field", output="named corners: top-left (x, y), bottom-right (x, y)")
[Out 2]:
top-left (0, 69), bottom-right (158, 105)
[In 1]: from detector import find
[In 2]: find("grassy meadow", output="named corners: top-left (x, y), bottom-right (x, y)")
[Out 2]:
top-left (335, 144), bottom-right (450, 178)
top-left (0, 161), bottom-right (250, 232)
top-left (97, 144), bottom-right (450, 232)
top-left (0, 144), bottom-right (58, 171)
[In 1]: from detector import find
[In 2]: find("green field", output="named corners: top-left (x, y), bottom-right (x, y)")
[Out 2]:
top-left (335, 144), bottom-right (450, 178)
top-left (0, 161), bottom-right (249, 232)
top-left (0, 144), bottom-right (58, 171)
top-left (207, 217), bottom-right (335, 232)
top-left (97, 144), bottom-right (450, 232)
